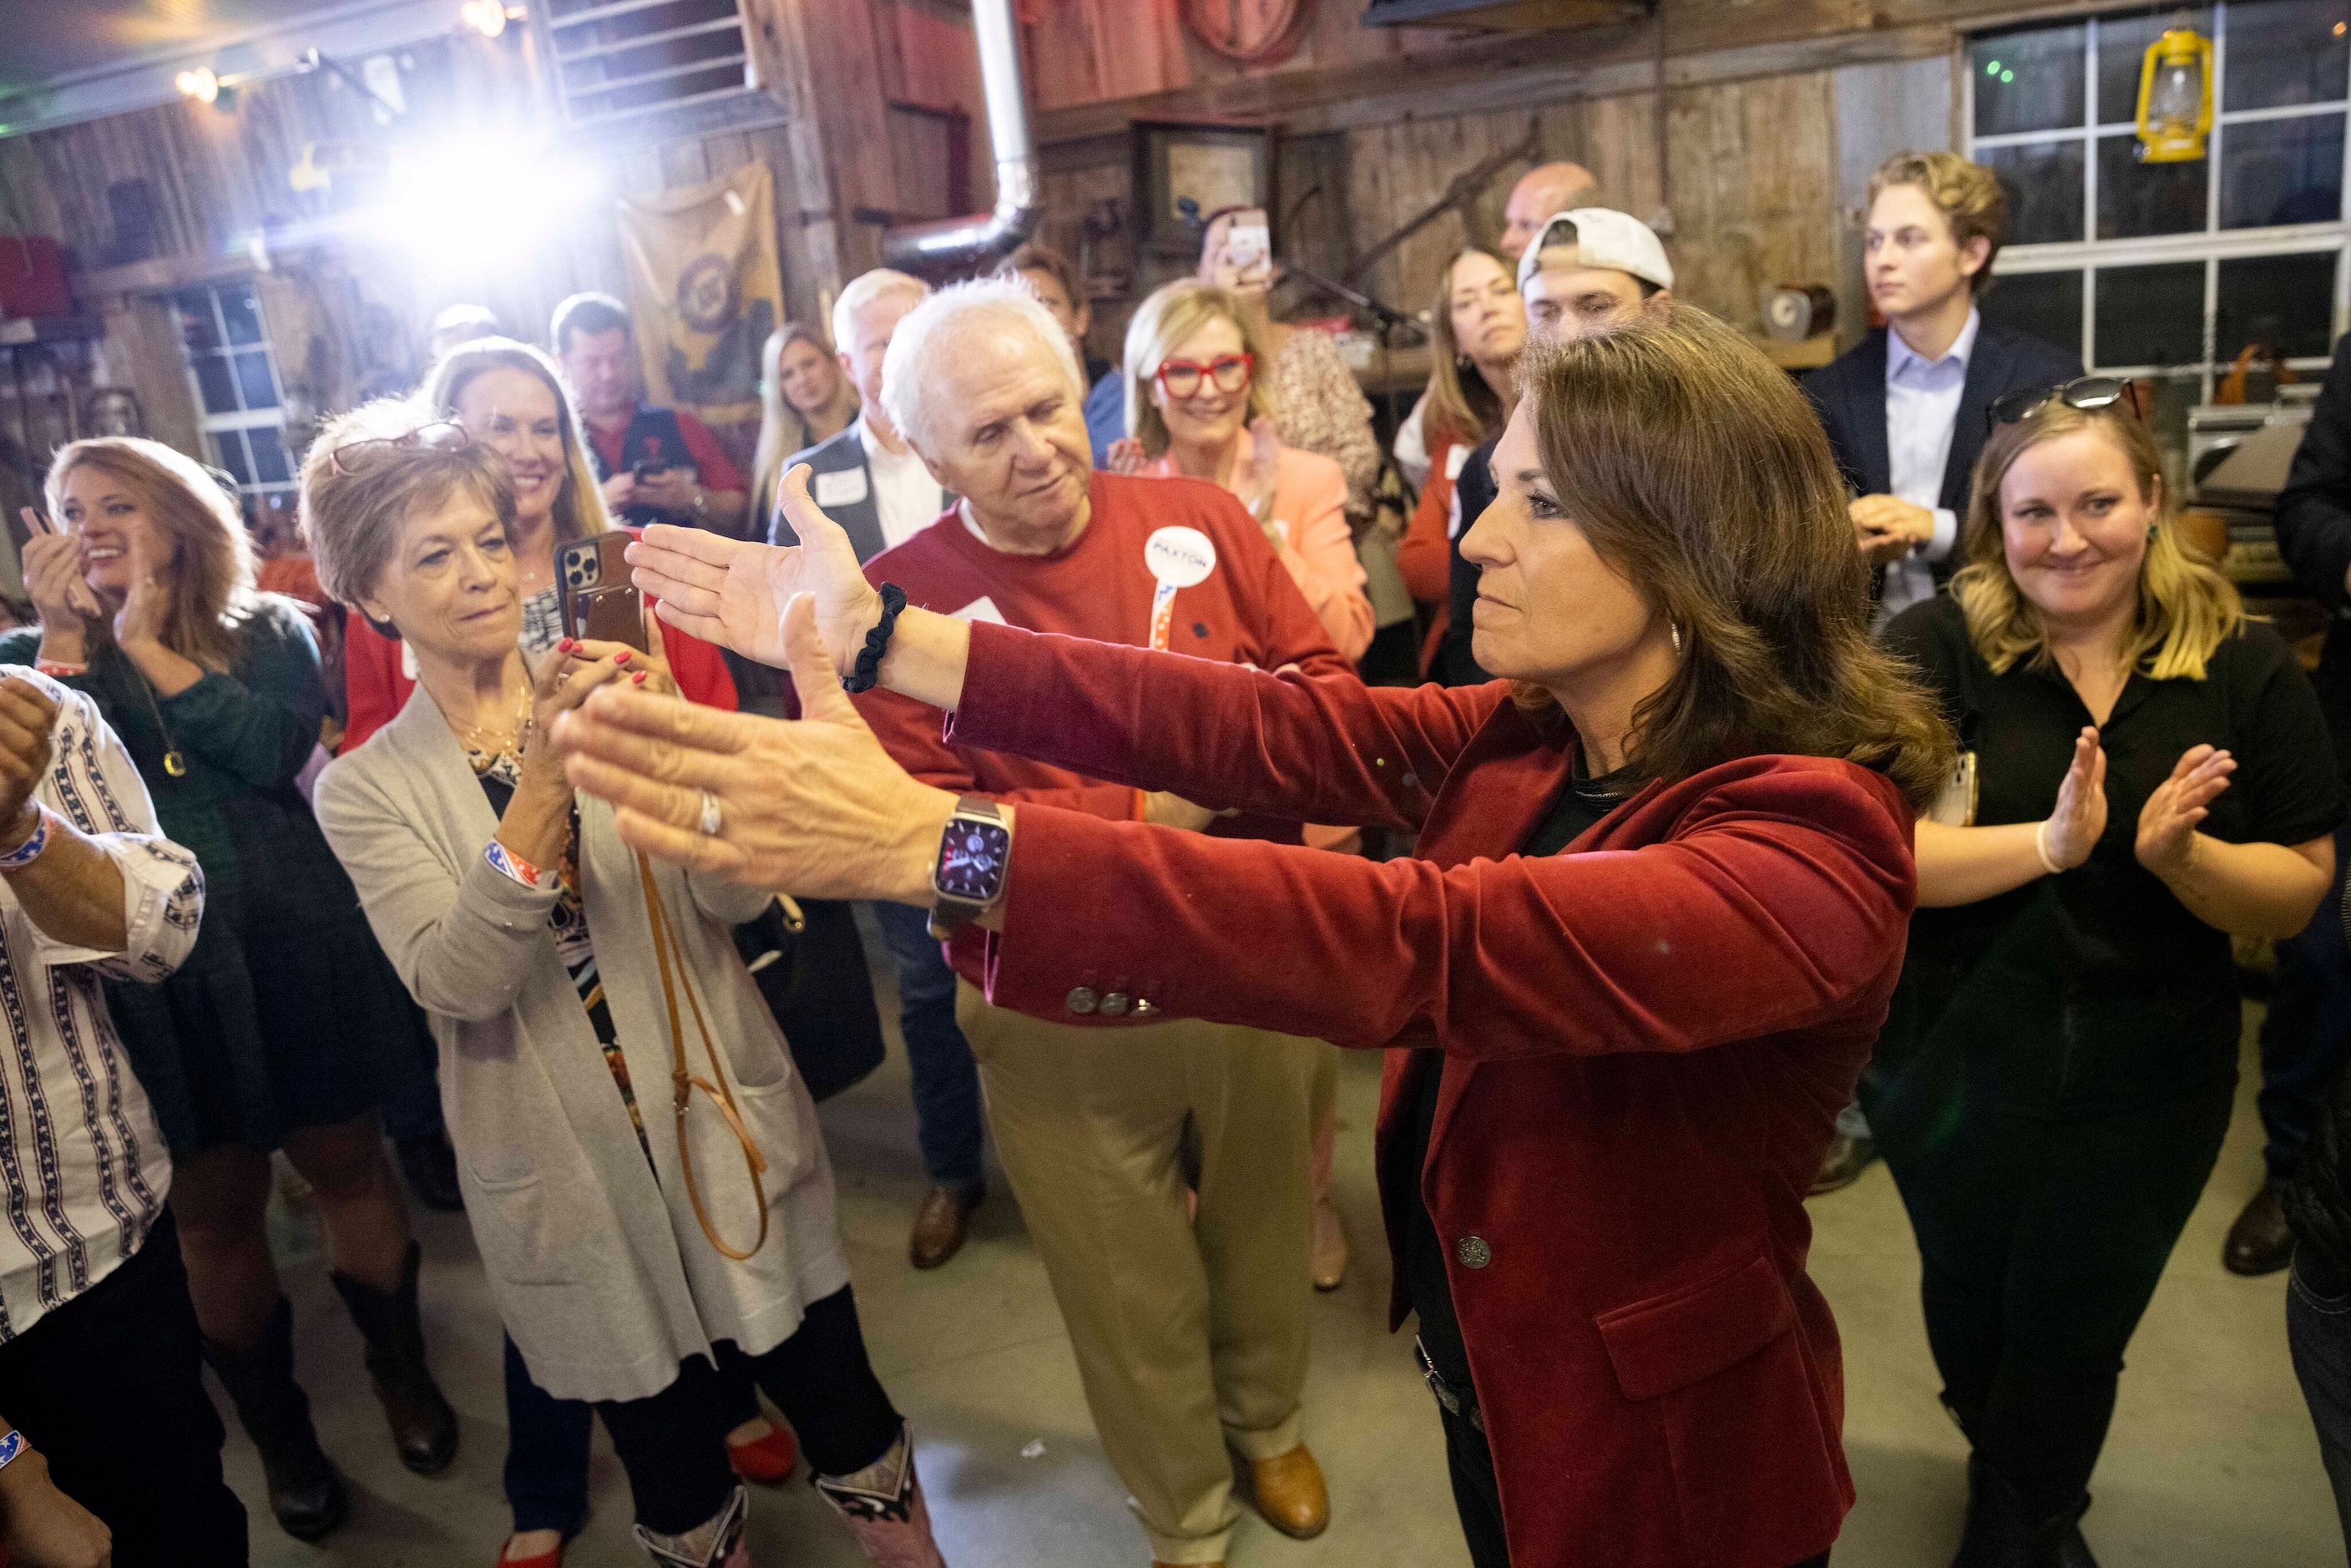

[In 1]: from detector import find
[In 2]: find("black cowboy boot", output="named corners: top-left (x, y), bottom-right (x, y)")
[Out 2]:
top-left (331, 1242), bottom-right (459, 1474)
top-left (202, 1296), bottom-right (349, 1540)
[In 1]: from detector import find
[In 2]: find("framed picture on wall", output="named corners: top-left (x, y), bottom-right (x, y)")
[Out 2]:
top-left (1131, 120), bottom-right (1274, 257)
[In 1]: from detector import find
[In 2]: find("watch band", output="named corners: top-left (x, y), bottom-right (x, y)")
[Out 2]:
top-left (929, 796), bottom-right (1008, 938)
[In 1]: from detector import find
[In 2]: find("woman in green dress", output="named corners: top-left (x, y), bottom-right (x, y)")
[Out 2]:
top-left (10, 438), bottom-right (457, 1542)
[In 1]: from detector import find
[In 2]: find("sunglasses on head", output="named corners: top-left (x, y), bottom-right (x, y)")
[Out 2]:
top-left (327, 418), bottom-right (470, 477)
top-left (1987, 376), bottom-right (2145, 431)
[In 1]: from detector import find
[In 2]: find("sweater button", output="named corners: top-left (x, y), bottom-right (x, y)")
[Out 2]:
top-left (1456, 1236), bottom-right (1492, 1269)
top-left (1099, 992), bottom-right (1130, 1017)
top-left (1065, 986), bottom-right (1099, 1015)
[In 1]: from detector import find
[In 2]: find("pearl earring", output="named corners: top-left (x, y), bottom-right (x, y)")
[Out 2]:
top-left (1671, 621), bottom-right (1683, 655)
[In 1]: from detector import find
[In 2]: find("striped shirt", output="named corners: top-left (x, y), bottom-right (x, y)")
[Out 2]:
top-left (0, 670), bottom-right (205, 1343)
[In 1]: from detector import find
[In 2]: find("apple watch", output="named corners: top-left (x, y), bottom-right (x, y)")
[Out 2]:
top-left (928, 796), bottom-right (1014, 938)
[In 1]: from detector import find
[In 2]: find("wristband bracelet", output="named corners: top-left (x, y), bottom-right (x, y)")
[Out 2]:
top-left (33, 660), bottom-right (85, 679)
top-left (483, 839), bottom-right (544, 889)
top-left (2033, 817), bottom-right (2065, 877)
top-left (0, 1429), bottom-right (26, 1472)
top-left (842, 584), bottom-right (908, 695)
top-left (0, 809), bottom-right (50, 873)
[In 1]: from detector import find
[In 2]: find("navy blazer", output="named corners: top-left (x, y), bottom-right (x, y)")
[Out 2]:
top-left (1802, 318), bottom-right (2082, 524)
top-left (774, 425), bottom-right (887, 563)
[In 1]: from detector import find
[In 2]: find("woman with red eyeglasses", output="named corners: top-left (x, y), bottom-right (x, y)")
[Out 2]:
top-left (1110, 281), bottom-right (1373, 663)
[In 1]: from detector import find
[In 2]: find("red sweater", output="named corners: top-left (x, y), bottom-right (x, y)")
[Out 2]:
top-left (855, 473), bottom-right (1350, 840)
top-left (943, 622), bottom-right (1916, 1567)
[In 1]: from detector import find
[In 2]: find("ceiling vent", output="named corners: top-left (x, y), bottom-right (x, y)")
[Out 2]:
top-left (537, 0), bottom-right (779, 142)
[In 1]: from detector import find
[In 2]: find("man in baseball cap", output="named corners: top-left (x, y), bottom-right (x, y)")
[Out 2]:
top-left (1516, 207), bottom-right (1676, 340)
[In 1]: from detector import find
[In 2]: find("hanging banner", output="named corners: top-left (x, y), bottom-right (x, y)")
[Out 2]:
top-left (616, 162), bottom-right (782, 428)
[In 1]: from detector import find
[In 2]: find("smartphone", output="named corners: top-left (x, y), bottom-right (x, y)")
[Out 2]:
top-left (1224, 210), bottom-right (1271, 281)
top-left (556, 532), bottom-right (647, 652)
top-left (630, 458), bottom-right (670, 483)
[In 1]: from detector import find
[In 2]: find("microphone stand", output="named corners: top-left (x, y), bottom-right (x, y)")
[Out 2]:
top-left (1276, 261), bottom-right (1426, 343)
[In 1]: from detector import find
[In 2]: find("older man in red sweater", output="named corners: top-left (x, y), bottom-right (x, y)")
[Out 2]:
top-left (848, 281), bottom-right (1348, 1568)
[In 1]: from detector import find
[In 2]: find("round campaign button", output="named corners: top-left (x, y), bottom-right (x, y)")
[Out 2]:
top-left (1144, 525), bottom-right (1216, 589)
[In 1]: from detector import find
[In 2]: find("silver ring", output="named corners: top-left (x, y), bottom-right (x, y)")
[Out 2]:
top-left (697, 790), bottom-right (722, 837)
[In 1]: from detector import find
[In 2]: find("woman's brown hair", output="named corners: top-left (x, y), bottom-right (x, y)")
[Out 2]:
top-left (299, 398), bottom-right (516, 611)
top-left (418, 336), bottom-right (608, 547)
top-left (43, 438), bottom-right (260, 673)
top-left (1519, 305), bottom-right (1955, 811)
top-left (1421, 247), bottom-right (1516, 451)
top-left (1952, 399), bottom-right (2241, 680)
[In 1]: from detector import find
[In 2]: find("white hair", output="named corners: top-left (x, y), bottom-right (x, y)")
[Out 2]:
top-left (879, 278), bottom-right (1085, 458)
top-left (830, 268), bottom-right (928, 358)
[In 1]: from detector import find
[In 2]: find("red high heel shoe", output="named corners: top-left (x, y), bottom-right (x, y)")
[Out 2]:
top-left (727, 1420), bottom-right (799, 1485)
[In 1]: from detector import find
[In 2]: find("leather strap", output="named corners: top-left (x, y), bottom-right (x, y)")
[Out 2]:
top-left (635, 847), bottom-right (770, 1262)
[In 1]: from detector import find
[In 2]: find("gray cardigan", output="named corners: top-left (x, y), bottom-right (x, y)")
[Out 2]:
top-left (315, 685), bottom-right (849, 1404)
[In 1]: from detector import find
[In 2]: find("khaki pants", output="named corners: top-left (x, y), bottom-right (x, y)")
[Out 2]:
top-left (958, 982), bottom-right (1325, 1564)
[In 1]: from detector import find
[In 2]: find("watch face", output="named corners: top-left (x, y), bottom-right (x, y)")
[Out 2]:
top-left (935, 816), bottom-right (1012, 903)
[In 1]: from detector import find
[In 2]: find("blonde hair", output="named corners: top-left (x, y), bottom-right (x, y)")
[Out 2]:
top-left (1867, 151), bottom-right (2010, 296)
top-left (299, 399), bottom-right (516, 609)
top-left (1952, 401), bottom-right (2241, 680)
top-left (1122, 281), bottom-right (1277, 458)
top-left (751, 321), bottom-right (835, 527)
top-left (43, 438), bottom-right (259, 673)
top-left (1422, 247), bottom-right (1518, 451)
top-left (417, 336), bottom-right (608, 547)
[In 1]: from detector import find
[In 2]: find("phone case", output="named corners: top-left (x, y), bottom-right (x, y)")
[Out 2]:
top-left (558, 534), bottom-right (645, 650)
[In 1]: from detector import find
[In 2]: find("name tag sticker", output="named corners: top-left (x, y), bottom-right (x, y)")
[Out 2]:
top-left (1144, 526), bottom-right (1216, 588)
top-left (950, 595), bottom-right (1007, 625)
top-left (814, 467), bottom-right (870, 509)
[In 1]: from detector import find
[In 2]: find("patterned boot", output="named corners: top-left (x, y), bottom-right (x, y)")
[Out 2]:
top-left (811, 1423), bottom-right (949, 1567)
top-left (634, 1483), bottom-right (751, 1568)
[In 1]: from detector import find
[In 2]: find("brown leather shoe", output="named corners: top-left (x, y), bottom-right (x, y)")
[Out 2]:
top-left (2225, 1181), bottom-right (2295, 1277)
top-left (908, 1184), bottom-right (983, 1270)
top-left (1248, 1444), bottom-right (1329, 1540)
top-left (1810, 1131), bottom-right (1878, 1195)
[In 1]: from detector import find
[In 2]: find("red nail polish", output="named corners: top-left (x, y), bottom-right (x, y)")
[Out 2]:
top-left (557, 638), bottom-right (574, 652)
top-left (614, 650), bottom-right (632, 664)
top-left (631, 670), bottom-right (646, 684)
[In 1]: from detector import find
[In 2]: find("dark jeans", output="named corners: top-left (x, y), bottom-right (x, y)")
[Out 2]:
top-left (0, 1211), bottom-right (247, 1565)
top-left (503, 1333), bottom-right (766, 1534)
top-left (872, 900), bottom-right (984, 1191)
top-left (2290, 1245), bottom-right (2351, 1555)
top-left (1433, 1392), bottom-right (1828, 1568)
top-left (2257, 823), bottom-right (2351, 1181)
top-left (594, 1286), bottom-right (902, 1535)
top-left (1878, 1083), bottom-right (2233, 1517)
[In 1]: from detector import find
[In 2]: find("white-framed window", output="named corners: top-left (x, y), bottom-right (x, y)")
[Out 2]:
top-left (168, 283), bottom-right (296, 503)
top-left (1966, 0), bottom-right (2351, 404)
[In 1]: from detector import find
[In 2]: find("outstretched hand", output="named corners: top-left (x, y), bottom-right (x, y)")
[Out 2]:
top-left (625, 463), bottom-right (881, 677)
top-left (555, 593), bottom-right (954, 903)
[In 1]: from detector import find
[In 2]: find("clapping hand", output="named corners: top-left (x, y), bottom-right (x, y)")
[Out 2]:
top-left (1105, 437), bottom-right (1148, 476)
top-left (18, 508), bottom-right (102, 625)
top-left (0, 676), bottom-right (59, 842)
top-left (627, 463), bottom-right (880, 679)
top-left (2136, 743), bottom-right (2236, 884)
top-left (109, 530), bottom-right (169, 651)
top-left (2040, 726), bottom-right (2109, 871)
top-left (1236, 416), bottom-right (1282, 537)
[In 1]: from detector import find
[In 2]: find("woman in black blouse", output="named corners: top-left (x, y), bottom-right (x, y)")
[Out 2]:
top-left (1872, 385), bottom-right (2343, 1565)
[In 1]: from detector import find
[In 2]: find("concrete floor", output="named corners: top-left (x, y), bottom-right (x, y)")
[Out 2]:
top-left (235, 993), bottom-right (2343, 1567)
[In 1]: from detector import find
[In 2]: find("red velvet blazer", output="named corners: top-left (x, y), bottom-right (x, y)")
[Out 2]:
top-left (943, 621), bottom-right (1916, 1568)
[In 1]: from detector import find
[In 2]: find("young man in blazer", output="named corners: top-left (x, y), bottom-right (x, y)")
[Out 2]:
top-left (1804, 151), bottom-right (2082, 621)
top-left (1802, 150), bottom-right (2081, 1194)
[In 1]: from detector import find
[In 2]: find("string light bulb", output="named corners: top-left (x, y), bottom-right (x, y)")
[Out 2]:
top-left (459, 0), bottom-right (509, 38)
top-left (174, 68), bottom-right (220, 104)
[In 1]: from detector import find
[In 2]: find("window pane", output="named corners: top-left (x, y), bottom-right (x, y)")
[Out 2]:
top-left (216, 287), bottom-right (265, 346)
top-left (2097, 131), bottom-right (2209, 235)
top-left (1982, 141), bottom-right (2086, 242)
top-left (233, 351), bottom-right (278, 411)
top-left (210, 432), bottom-right (253, 489)
top-left (2220, 112), bottom-right (2346, 226)
top-left (194, 357), bottom-right (239, 416)
top-left (2099, 6), bottom-right (2215, 125)
top-left (2094, 260), bottom-right (2206, 366)
top-left (1972, 23), bottom-right (2088, 135)
top-left (2216, 250), bottom-right (2339, 359)
top-left (246, 427), bottom-right (291, 485)
top-left (1982, 271), bottom-right (2085, 359)
top-left (174, 292), bottom-right (219, 353)
top-left (2226, 0), bottom-right (2351, 112)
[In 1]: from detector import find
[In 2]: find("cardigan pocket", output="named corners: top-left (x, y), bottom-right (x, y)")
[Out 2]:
top-left (461, 1171), bottom-right (574, 1287)
top-left (1595, 1252), bottom-right (1844, 1566)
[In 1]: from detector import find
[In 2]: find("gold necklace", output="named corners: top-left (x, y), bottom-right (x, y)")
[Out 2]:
top-left (453, 684), bottom-right (533, 757)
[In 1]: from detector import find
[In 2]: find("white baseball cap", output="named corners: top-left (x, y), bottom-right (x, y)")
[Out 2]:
top-left (1516, 208), bottom-right (1675, 294)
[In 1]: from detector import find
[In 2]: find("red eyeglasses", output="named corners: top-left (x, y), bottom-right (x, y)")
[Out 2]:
top-left (1154, 352), bottom-right (1254, 398)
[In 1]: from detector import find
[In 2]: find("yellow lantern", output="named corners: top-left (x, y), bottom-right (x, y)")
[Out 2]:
top-left (2136, 24), bottom-right (2214, 163)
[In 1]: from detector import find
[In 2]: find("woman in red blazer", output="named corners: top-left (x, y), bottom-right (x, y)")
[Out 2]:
top-left (568, 305), bottom-right (1955, 1568)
